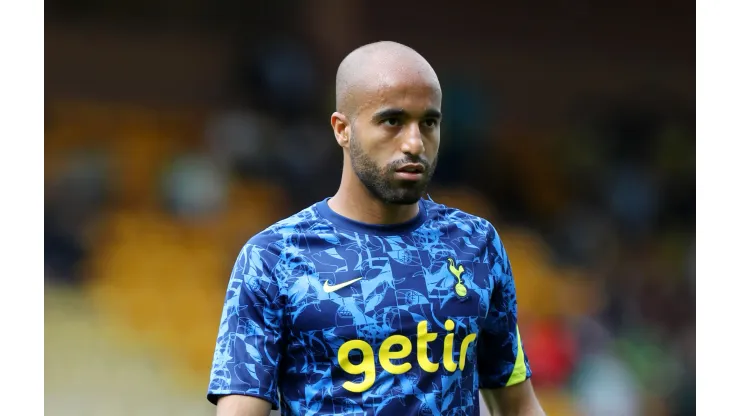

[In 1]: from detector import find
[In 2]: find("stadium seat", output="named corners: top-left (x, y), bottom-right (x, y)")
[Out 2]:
top-left (86, 203), bottom-right (234, 388)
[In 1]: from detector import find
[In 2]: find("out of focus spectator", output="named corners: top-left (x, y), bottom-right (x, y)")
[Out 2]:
top-left (273, 119), bottom-right (338, 209)
top-left (45, 149), bottom-right (111, 284)
top-left (204, 108), bottom-right (275, 179)
top-left (571, 348), bottom-right (642, 416)
top-left (161, 154), bottom-right (227, 219)
top-left (239, 37), bottom-right (319, 119)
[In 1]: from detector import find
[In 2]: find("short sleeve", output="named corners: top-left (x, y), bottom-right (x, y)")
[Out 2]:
top-left (207, 240), bottom-right (284, 409)
top-left (477, 228), bottom-right (532, 389)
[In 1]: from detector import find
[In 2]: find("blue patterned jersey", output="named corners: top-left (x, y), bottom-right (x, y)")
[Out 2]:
top-left (207, 198), bottom-right (532, 415)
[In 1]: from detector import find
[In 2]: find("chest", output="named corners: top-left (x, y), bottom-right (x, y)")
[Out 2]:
top-left (279, 234), bottom-right (495, 340)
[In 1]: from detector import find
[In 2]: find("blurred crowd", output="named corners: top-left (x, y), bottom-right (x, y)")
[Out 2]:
top-left (45, 30), bottom-right (694, 416)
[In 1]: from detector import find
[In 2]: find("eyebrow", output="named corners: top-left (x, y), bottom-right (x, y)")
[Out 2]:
top-left (372, 108), bottom-right (443, 121)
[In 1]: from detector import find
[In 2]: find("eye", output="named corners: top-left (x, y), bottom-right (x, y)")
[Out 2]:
top-left (383, 118), bottom-right (400, 127)
top-left (423, 118), bottom-right (439, 128)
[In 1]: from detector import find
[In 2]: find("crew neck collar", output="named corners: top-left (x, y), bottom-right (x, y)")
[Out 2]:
top-left (315, 197), bottom-right (428, 236)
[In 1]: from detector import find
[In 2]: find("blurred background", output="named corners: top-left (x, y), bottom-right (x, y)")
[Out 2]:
top-left (44, 0), bottom-right (695, 415)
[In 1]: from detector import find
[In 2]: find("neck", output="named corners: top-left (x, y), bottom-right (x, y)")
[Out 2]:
top-left (329, 167), bottom-right (420, 225)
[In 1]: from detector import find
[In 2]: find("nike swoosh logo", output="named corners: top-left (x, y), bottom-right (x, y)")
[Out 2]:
top-left (323, 277), bottom-right (363, 293)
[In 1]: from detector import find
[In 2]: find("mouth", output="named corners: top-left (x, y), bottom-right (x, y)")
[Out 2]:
top-left (394, 164), bottom-right (426, 181)
top-left (395, 164), bottom-right (426, 174)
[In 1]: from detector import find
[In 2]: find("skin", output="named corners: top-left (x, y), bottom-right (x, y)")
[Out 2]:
top-left (217, 41), bottom-right (545, 416)
top-left (216, 395), bottom-right (271, 416)
top-left (482, 379), bottom-right (545, 416)
top-left (328, 41), bottom-right (442, 225)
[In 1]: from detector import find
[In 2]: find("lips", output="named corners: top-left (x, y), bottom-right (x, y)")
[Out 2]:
top-left (395, 163), bottom-right (426, 174)
top-left (394, 163), bottom-right (426, 182)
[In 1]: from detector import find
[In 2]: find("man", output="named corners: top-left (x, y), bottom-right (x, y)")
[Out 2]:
top-left (207, 41), bottom-right (545, 416)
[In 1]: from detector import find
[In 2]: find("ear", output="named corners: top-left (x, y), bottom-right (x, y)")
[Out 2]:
top-left (330, 111), bottom-right (350, 149)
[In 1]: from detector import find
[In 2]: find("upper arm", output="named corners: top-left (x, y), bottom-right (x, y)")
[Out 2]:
top-left (481, 380), bottom-right (544, 416)
top-left (478, 227), bottom-right (532, 389)
top-left (216, 394), bottom-right (273, 416)
top-left (207, 240), bottom-right (284, 410)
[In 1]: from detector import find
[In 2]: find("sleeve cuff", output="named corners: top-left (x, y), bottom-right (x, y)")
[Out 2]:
top-left (207, 390), bottom-right (279, 410)
top-left (479, 372), bottom-right (532, 389)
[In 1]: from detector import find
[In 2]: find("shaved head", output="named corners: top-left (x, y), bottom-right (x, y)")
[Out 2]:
top-left (335, 41), bottom-right (441, 119)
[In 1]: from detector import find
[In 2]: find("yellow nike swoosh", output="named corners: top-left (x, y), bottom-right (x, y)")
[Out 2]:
top-left (323, 277), bottom-right (363, 293)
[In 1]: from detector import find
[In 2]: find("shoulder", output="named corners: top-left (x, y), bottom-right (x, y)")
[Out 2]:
top-left (232, 204), bottom-right (326, 290)
top-left (424, 198), bottom-right (498, 237)
top-left (241, 202), bottom-right (327, 257)
top-left (424, 198), bottom-right (507, 259)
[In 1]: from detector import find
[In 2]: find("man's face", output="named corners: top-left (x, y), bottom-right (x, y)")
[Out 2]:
top-left (348, 77), bottom-right (442, 205)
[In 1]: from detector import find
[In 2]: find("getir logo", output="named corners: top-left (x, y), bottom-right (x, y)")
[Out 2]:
top-left (336, 320), bottom-right (477, 393)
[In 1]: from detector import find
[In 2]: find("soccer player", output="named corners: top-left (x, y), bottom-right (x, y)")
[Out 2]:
top-left (207, 41), bottom-right (545, 416)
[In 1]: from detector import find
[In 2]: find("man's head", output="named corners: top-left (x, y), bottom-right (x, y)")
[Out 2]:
top-left (331, 41), bottom-right (442, 205)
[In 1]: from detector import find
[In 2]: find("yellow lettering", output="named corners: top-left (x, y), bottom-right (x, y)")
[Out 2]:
top-left (443, 320), bottom-right (457, 372)
top-left (338, 340), bottom-right (376, 393)
top-left (379, 335), bottom-right (412, 374)
top-left (417, 320), bottom-right (439, 373)
top-left (458, 333), bottom-right (478, 371)
top-left (337, 321), bottom-right (479, 391)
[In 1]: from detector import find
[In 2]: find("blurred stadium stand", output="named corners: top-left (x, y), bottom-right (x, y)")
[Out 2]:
top-left (45, 1), bottom-right (694, 415)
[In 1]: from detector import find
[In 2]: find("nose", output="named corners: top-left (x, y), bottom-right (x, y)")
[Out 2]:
top-left (400, 124), bottom-right (425, 157)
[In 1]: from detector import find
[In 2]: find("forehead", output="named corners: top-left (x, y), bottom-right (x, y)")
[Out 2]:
top-left (355, 72), bottom-right (442, 116)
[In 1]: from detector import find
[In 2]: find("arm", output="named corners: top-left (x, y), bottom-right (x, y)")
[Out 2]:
top-left (207, 240), bottom-right (284, 416)
top-left (216, 395), bottom-right (273, 416)
top-left (481, 380), bottom-right (544, 416)
top-left (478, 227), bottom-right (544, 416)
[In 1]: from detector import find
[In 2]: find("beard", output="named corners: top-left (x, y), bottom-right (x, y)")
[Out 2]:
top-left (349, 132), bottom-right (437, 205)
